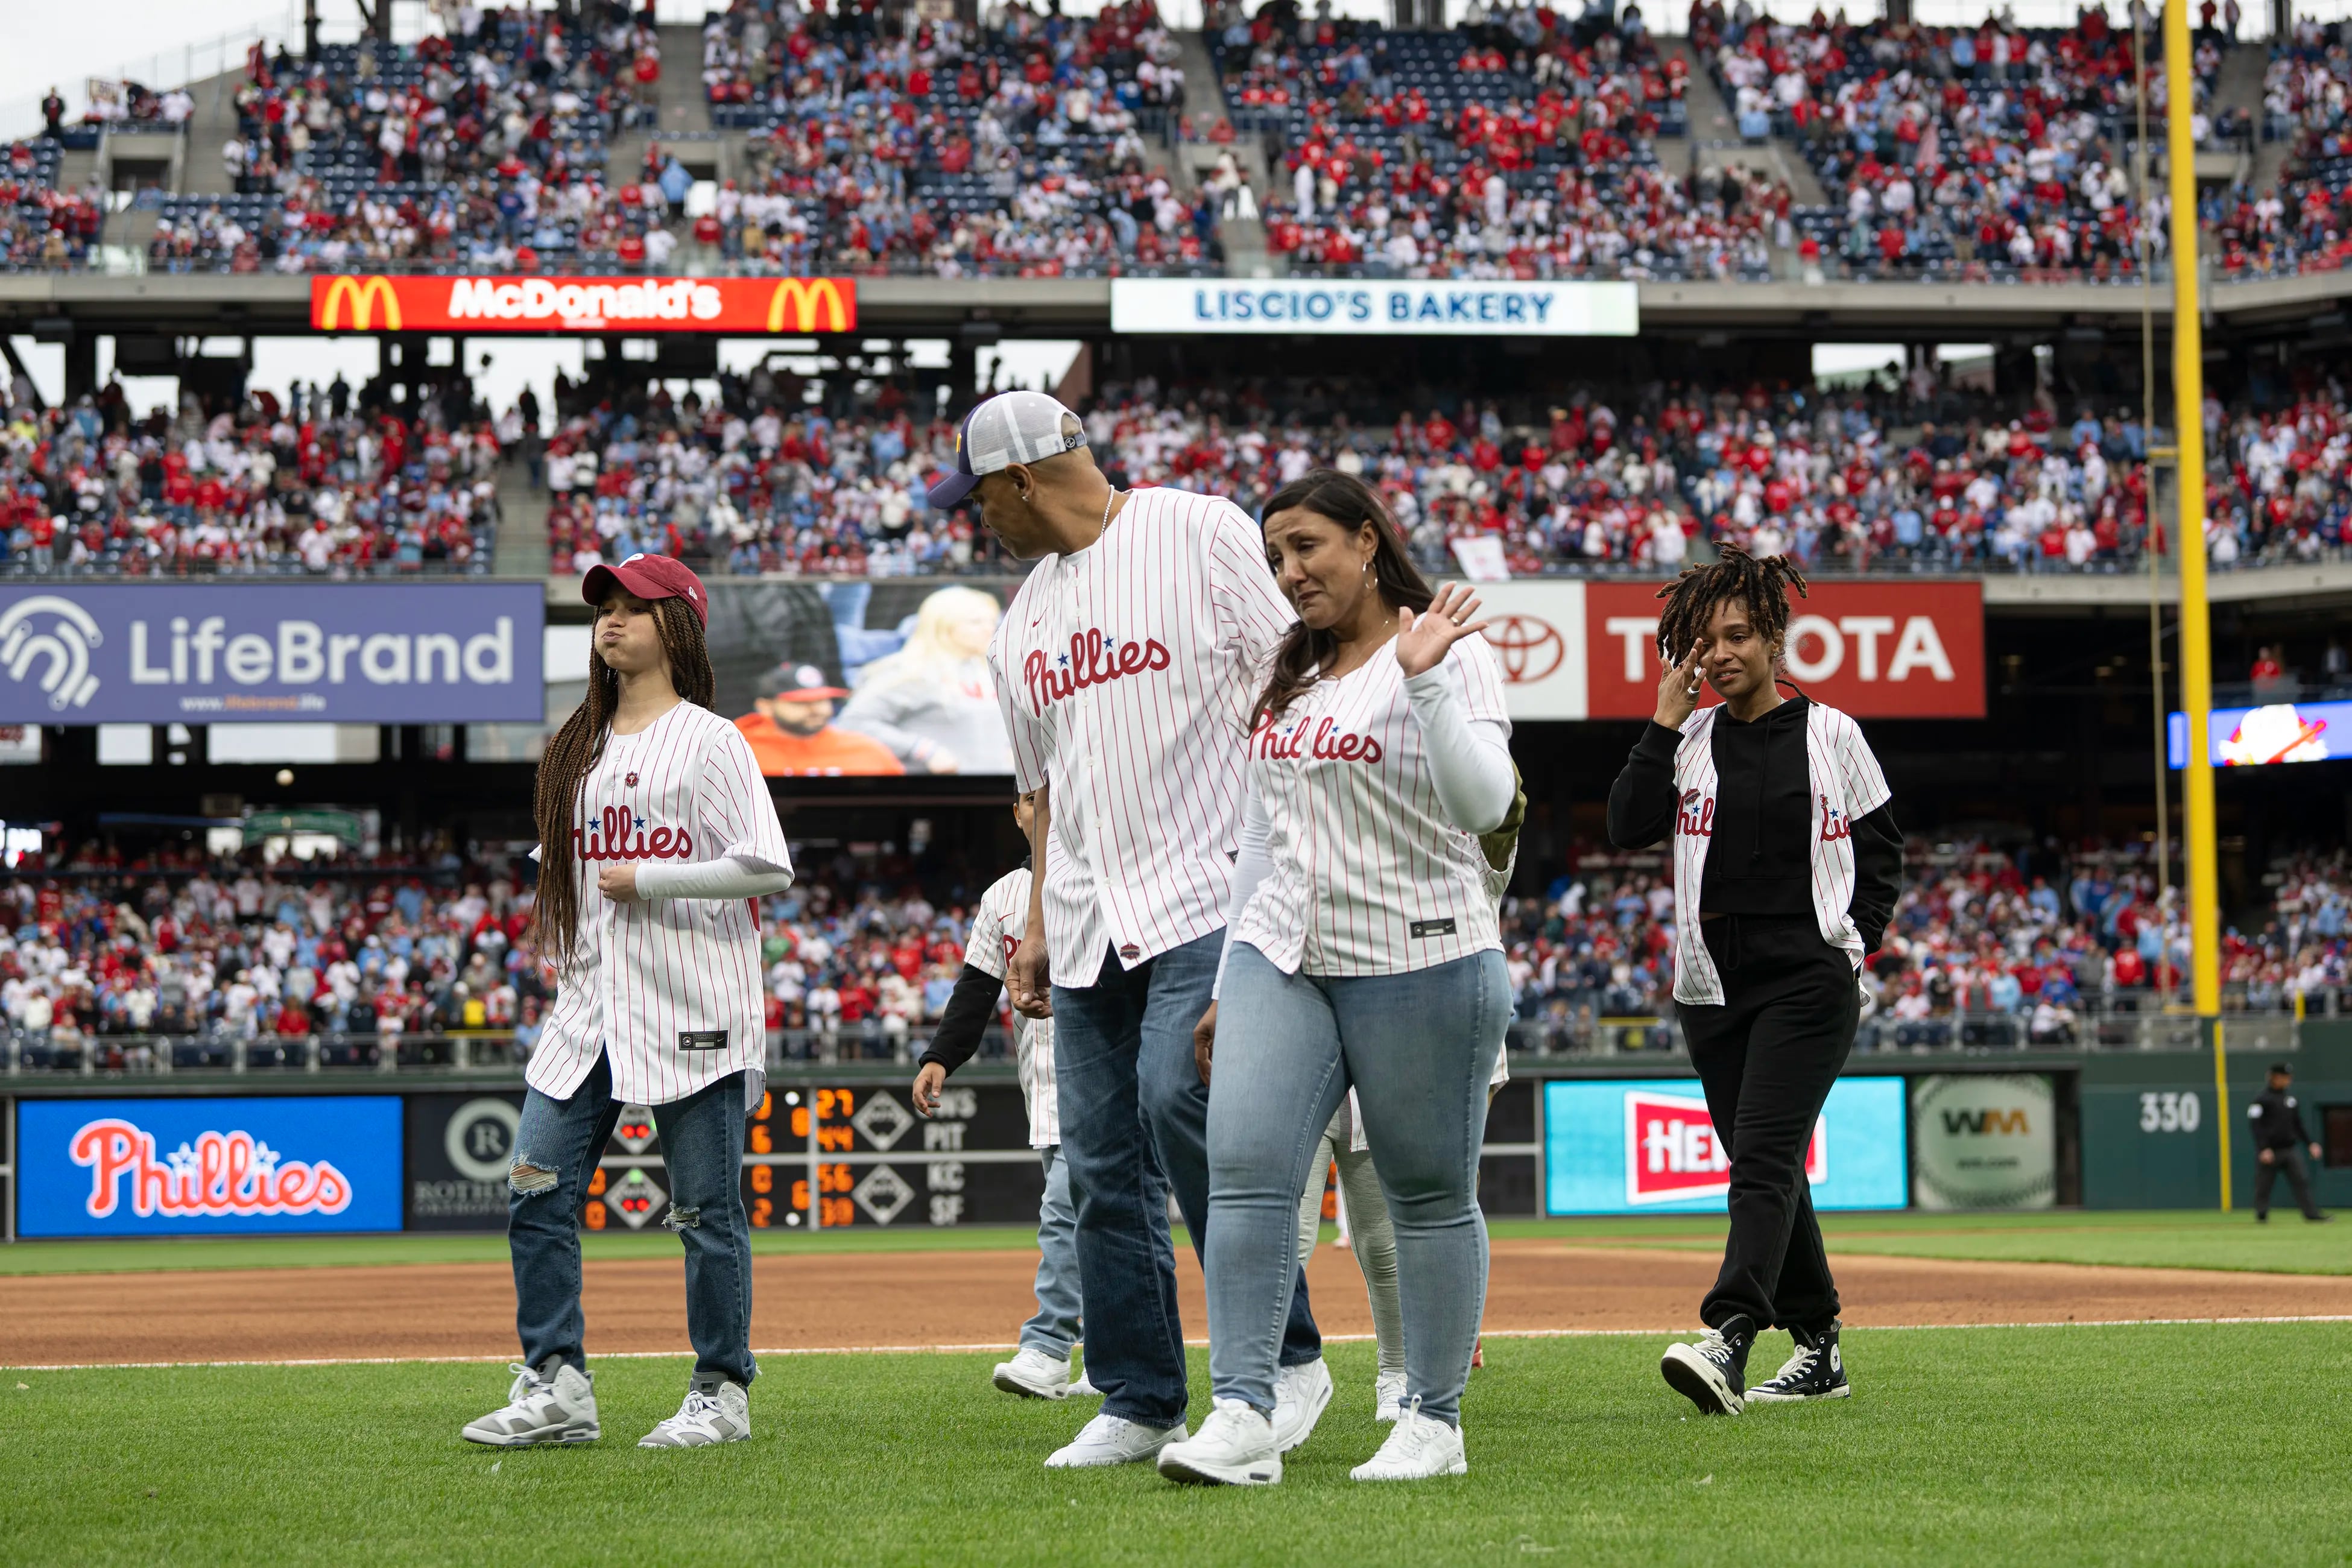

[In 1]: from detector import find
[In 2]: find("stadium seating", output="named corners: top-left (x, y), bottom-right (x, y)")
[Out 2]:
top-left (0, 392), bottom-right (503, 576)
top-left (1705, 6), bottom-right (2234, 280)
top-left (0, 847), bottom-right (985, 1072)
top-left (0, 138), bottom-right (103, 270)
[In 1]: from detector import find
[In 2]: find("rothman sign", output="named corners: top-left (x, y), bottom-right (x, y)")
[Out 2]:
top-left (311, 274), bottom-right (856, 334)
top-left (0, 584), bottom-right (544, 724)
top-left (1110, 278), bottom-right (1639, 335)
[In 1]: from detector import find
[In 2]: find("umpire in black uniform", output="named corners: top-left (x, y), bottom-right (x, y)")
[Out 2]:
top-left (2248, 1062), bottom-right (2330, 1224)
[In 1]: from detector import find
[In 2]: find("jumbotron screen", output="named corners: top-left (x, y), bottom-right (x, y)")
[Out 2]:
top-left (2167, 701), bottom-right (2350, 767)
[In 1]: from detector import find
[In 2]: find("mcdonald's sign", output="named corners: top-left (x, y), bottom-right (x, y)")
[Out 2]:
top-left (309, 275), bottom-right (858, 335)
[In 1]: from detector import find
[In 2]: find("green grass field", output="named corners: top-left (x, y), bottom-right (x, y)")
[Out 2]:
top-left (4, 1328), bottom-right (2348, 1567)
top-left (4, 1209), bottom-right (2344, 1278)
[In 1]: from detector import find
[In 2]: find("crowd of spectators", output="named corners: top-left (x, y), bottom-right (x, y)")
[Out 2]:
top-left (0, 841), bottom-right (1002, 1072)
top-left (1498, 839), bottom-right (2350, 1052)
top-left (0, 377), bottom-right (503, 576)
top-left (0, 138), bottom-right (105, 271)
top-left (695, 0), bottom-right (1210, 277)
top-left (517, 365), bottom-right (2352, 583)
top-left (2, 827), bottom-right (2343, 1070)
top-left (1702, 2), bottom-right (2237, 280)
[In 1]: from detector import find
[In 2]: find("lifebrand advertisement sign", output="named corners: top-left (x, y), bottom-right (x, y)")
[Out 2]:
top-left (0, 584), bottom-right (543, 724)
top-left (312, 274), bottom-right (857, 334)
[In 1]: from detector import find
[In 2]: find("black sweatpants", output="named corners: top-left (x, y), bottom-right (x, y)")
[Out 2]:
top-left (2254, 1146), bottom-right (2324, 1220)
top-left (1677, 914), bottom-right (1859, 1335)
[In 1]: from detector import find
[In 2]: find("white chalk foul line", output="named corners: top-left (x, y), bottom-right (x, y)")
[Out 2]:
top-left (9, 1316), bottom-right (2352, 1373)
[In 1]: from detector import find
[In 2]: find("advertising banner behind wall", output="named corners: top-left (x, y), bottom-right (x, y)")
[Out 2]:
top-left (16, 1096), bottom-right (403, 1237)
top-left (0, 585), bottom-right (544, 724)
top-left (1111, 278), bottom-right (1639, 336)
top-left (405, 1092), bottom-right (526, 1231)
top-left (1543, 1076), bottom-right (1909, 1215)
top-left (1467, 580), bottom-right (1984, 721)
top-left (312, 274), bottom-right (856, 334)
top-left (1582, 579), bottom-right (1985, 718)
top-left (1910, 1074), bottom-right (2057, 1209)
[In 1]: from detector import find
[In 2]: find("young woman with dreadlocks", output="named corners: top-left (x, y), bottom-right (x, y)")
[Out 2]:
top-left (462, 555), bottom-right (794, 1454)
top-left (1606, 546), bottom-right (1902, 1417)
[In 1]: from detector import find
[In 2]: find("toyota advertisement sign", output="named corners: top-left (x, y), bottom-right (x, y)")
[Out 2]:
top-left (1543, 1076), bottom-right (1909, 1215)
top-left (1470, 579), bottom-right (1984, 720)
top-left (0, 584), bottom-right (543, 724)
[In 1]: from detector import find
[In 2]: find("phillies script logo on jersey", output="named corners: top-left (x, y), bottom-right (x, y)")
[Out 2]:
top-left (1623, 1090), bottom-right (1826, 1205)
top-left (1250, 711), bottom-right (1385, 765)
top-left (1023, 629), bottom-right (1171, 715)
top-left (1676, 789), bottom-right (1715, 838)
top-left (573, 804), bottom-right (695, 862)
top-left (70, 1118), bottom-right (354, 1220)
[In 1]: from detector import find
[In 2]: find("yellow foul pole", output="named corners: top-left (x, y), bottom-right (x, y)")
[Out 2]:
top-left (2161, 1), bottom-right (2221, 1020)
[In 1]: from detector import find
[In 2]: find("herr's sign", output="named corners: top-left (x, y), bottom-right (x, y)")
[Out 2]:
top-left (0, 584), bottom-right (543, 724)
top-left (312, 274), bottom-right (857, 334)
top-left (1110, 278), bottom-right (1639, 336)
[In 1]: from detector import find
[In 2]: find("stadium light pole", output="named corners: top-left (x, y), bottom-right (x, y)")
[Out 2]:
top-left (2161, 0), bottom-right (2222, 1023)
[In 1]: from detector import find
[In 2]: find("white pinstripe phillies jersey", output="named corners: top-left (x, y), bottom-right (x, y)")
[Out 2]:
top-left (1234, 636), bottom-right (1513, 976)
top-left (988, 487), bottom-right (1294, 988)
top-left (1666, 698), bottom-right (1891, 1006)
top-left (528, 701), bottom-right (793, 1105)
top-left (964, 866), bottom-right (1057, 1148)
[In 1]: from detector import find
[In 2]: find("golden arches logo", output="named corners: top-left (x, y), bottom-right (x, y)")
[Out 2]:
top-left (316, 276), bottom-right (402, 332)
top-left (765, 277), bottom-right (853, 334)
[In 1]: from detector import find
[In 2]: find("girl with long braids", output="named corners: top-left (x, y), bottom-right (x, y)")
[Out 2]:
top-left (1158, 470), bottom-right (1516, 1487)
top-left (1607, 546), bottom-right (1902, 1416)
top-left (463, 555), bottom-right (794, 1452)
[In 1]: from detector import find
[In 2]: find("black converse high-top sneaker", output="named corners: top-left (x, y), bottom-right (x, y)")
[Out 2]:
top-left (1660, 1314), bottom-right (1755, 1415)
top-left (1748, 1321), bottom-right (1852, 1403)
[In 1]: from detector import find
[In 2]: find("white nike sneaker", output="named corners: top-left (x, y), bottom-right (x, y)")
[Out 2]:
top-left (1350, 1399), bottom-right (1467, 1482)
top-left (1157, 1398), bottom-right (1283, 1487)
top-left (1374, 1370), bottom-right (1408, 1423)
top-left (993, 1345), bottom-right (1074, 1400)
top-left (1043, 1412), bottom-right (1188, 1469)
top-left (461, 1361), bottom-right (599, 1447)
top-left (638, 1380), bottom-right (751, 1448)
top-left (1269, 1358), bottom-right (1333, 1453)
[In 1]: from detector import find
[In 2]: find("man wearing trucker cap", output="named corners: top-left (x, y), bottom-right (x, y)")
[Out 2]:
top-left (734, 661), bottom-right (903, 777)
top-left (934, 390), bottom-right (1333, 1471)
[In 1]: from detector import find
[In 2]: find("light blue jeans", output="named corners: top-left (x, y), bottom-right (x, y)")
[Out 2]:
top-left (1019, 1144), bottom-right (1083, 1358)
top-left (1206, 944), bottom-right (1508, 1427)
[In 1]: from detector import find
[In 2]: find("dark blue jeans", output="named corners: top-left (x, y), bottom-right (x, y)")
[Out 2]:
top-left (507, 1051), bottom-right (756, 1388)
top-left (1052, 931), bottom-right (1320, 1427)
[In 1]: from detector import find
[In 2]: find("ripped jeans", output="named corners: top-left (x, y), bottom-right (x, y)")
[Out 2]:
top-left (508, 1051), bottom-right (756, 1388)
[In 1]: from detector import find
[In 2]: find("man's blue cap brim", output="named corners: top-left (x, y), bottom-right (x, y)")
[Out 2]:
top-left (926, 470), bottom-right (979, 510)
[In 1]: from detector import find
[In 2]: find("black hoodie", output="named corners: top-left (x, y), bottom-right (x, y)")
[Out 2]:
top-left (1606, 694), bottom-right (1903, 953)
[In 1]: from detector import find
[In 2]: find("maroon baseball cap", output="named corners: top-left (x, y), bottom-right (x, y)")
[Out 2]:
top-left (581, 552), bottom-right (708, 627)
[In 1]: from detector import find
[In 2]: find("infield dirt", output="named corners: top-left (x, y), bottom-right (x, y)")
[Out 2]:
top-left (7, 1238), bottom-right (2348, 1367)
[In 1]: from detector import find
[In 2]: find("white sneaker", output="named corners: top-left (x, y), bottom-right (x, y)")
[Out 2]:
top-left (1268, 1358), bottom-right (1333, 1453)
top-left (1157, 1398), bottom-right (1283, 1486)
top-left (462, 1361), bottom-right (599, 1447)
top-left (637, 1380), bottom-right (750, 1448)
top-left (993, 1345), bottom-right (1073, 1400)
top-left (1374, 1370), bottom-right (1408, 1423)
top-left (1071, 1367), bottom-right (1101, 1398)
top-left (1043, 1412), bottom-right (1187, 1469)
top-left (1350, 1399), bottom-right (1467, 1482)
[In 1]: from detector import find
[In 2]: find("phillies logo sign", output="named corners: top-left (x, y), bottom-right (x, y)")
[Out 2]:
top-left (1623, 1090), bottom-right (1825, 1205)
top-left (70, 1118), bottom-right (354, 1220)
top-left (1023, 630), bottom-right (1171, 715)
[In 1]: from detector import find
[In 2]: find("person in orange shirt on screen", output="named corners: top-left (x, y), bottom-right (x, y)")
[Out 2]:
top-left (735, 662), bottom-right (905, 776)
